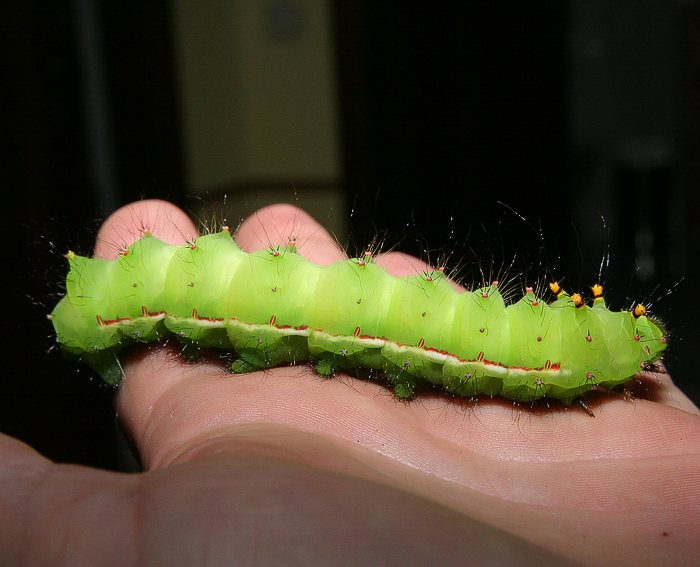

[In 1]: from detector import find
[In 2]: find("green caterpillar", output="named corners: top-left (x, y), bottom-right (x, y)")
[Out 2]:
top-left (49, 227), bottom-right (667, 405)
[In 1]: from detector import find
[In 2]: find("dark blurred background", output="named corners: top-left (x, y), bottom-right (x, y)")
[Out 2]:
top-left (4, 1), bottom-right (699, 470)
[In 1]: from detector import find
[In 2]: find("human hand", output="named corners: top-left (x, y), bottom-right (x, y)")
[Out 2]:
top-left (2, 199), bottom-right (698, 566)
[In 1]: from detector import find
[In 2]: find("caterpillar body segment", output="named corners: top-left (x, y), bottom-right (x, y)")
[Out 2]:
top-left (50, 230), bottom-right (667, 403)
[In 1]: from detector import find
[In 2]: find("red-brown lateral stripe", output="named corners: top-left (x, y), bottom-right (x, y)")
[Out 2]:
top-left (426, 346), bottom-right (447, 355)
top-left (452, 353), bottom-right (562, 374)
top-left (104, 317), bottom-right (132, 326)
top-left (226, 312), bottom-right (572, 380)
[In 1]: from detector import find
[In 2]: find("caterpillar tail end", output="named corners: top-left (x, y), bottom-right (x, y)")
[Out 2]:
top-left (79, 349), bottom-right (124, 386)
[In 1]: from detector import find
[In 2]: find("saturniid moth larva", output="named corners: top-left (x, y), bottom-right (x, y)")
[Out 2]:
top-left (49, 226), bottom-right (667, 406)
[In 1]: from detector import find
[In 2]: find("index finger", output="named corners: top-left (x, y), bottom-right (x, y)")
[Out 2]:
top-left (95, 199), bottom-right (198, 259)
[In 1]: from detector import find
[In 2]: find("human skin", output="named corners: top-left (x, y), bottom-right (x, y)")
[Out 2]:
top-left (1, 199), bottom-right (699, 566)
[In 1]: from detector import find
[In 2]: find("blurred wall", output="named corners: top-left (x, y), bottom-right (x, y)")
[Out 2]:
top-left (173, 0), bottom-right (345, 235)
